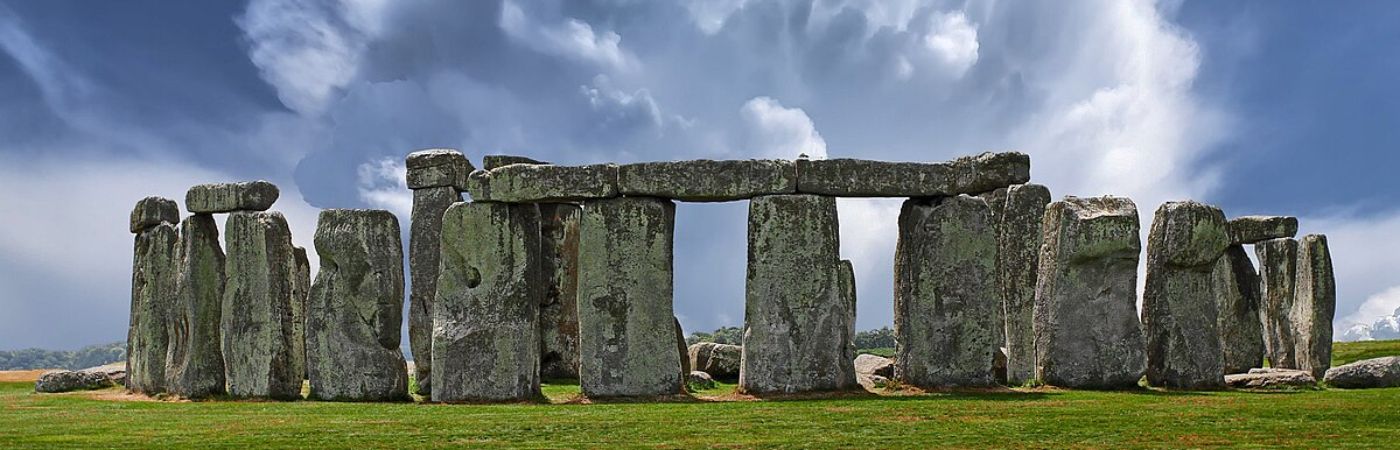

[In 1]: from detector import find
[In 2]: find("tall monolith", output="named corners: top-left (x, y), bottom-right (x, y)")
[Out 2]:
top-left (1294, 234), bottom-right (1336, 380)
top-left (1213, 245), bottom-right (1264, 374)
top-left (1256, 237), bottom-right (1299, 369)
top-left (539, 203), bottom-right (582, 379)
top-left (128, 197), bottom-right (180, 394)
top-left (998, 184), bottom-right (1051, 385)
top-left (408, 185), bottom-right (462, 395)
top-left (1142, 201), bottom-right (1229, 389)
top-left (222, 210), bottom-right (301, 399)
top-left (165, 214), bottom-right (226, 398)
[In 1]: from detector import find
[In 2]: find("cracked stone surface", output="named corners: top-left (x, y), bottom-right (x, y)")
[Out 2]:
top-left (407, 186), bottom-right (462, 395)
top-left (221, 211), bottom-right (301, 400)
top-left (1213, 245), bottom-right (1264, 374)
top-left (1294, 234), bottom-right (1336, 380)
top-left (165, 214), bottom-right (226, 398)
top-left (1142, 201), bottom-right (1229, 389)
top-left (128, 214), bottom-right (179, 395)
top-left (466, 163), bottom-right (618, 203)
top-left (796, 152), bottom-right (1029, 197)
top-left (617, 159), bottom-right (797, 202)
top-left (995, 184), bottom-right (1050, 385)
top-left (1256, 238), bottom-right (1299, 370)
top-left (538, 204), bottom-right (582, 380)
top-left (1226, 216), bottom-right (1297, 245)
top-left (186, 181), bottom-right (279, 214)
top-left (405, 148), bottom-right (474, 190)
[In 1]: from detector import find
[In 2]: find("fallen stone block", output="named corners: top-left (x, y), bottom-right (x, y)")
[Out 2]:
top-left (1213, 245), bottom-right (1265, 374)
top-left (186, 181), bottom-right (279, 214)
top-left (742, 194), bottom-right (857, 394)
top-left (1226, 216), bottom-right (1298, 245)
top-left (577, 196), bottom-right (683, 397)
top-left (165, 214), bottom-right (227, 398)
top-left (1256, 237), bottom-right (1299, 370)
top-left (406, 148), bottom-right (474, 190)
top-left (796, 151), bottom-right (1029, 197)
top-left (1034, 196), bottom-right (1146, 389)
top-left (35, 370), bottom-right (116, 393)
top-left (129, 196), bottom-right (179, 233)
top-left (854, 354), bottom-right (894, 378)
top-left (466, 163), bottom-right (618, 203)
top-left (1142, 201), bottom-right (1229, 389)
top-left (1324, 356), bottom-right (1400, 389)
top-left (1225, 369), bottom-right (1315, 389)
top-left (305, 209), bottom-right (410, 401)
top-left (686, 371), bottom-right (717, 390)
top-left (221, 210), bottom-right (301, 400)
top-left (617, 159), bottom-right (797, 201)
top-left (895, 195), bottom-right (998, 388)
top-left (433, 202), bottom-right (542, 402)
top-left (689, 343), bottom-right (742, 380)
top-left (1294, 234), bottom-right (1336, 380)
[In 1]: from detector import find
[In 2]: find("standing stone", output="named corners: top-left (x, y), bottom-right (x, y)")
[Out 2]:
top-left (538, 204), bottom-right (582, 380)
top-left (1256, 238), bottom-right (1299, 370)
top-left (433, 202), bottom-right (542, 402)
top-left (1294, 234), bottom-right (1336, 380)
top-left (977, 188), bottom-right (1009, 351)
top-left (674, 317), bottom-right (689, 383)
top-left (222, 211), bottom-right (301, 399)
top-left (741, 194), bottom-right (856, 394)
top-left (407, 186), bottom-right (462, 395)
top-left (305, 210), bottom-right (410, 401)
top-left (1033, 196), bottom-right (1146, 389)
top-left (1213, 245), bottom-right (1265, 374)
top-left (1142, 201), bottom-right (1229, 389)
top-left (838, 258), bottom-right (857, 376)
top-left (995, 184), bottom-right (1050, 385)
top-left (165, 214), bottom-right (226, 398)
top-left (894, 195), bottom-right (999, 388)
top-left (128, 197), bottom-right (180, 394)
top-left (578, 196), bottom-right (683, 397)
top-left (290, 246), bottom-right (310, 382)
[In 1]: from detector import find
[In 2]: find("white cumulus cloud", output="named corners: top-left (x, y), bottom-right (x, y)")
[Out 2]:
top-left (739, 97), bottom-right (828, 159)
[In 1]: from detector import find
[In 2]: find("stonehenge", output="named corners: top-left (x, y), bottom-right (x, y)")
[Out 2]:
top-left (1141, 201), bottom-right (1229, 389)
top-left (122, 149), bottom-right (1342, 403)
top-left (1033, 196), bottom-right (1146, 389)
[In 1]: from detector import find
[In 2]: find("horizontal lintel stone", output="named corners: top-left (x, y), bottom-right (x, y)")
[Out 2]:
top-left (185, 181), bottom-right (279, 214)
top-left (482, 155), bottom-right (549, 170)
top-left (466, 163), bottom-right (618, 203)
top-left (796, 151), bottom-right (1030, 197)
top-left (1227, 216), bottom-right (1298, 245)
top-left (617, 159), bottom-right (797, 202)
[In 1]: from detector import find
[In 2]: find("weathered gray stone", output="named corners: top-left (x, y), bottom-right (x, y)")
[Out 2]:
top-left (128, 219), bottom-right (178, 395)
top-left (482, 154), bottom-right (548, 170)
top-left (1225, 369), bottom-right (1315, 389)
top-left (165, 214), bottom-right (226, 398)
top-left (994, 347), bottom-right (1009, 385)
top-left (186, 181), bottom-right (279, 214)
top-left (854, 354), bottom-right (894, 378)
top-left (305, 210), bottom-right (410, 401)
top-left (996, 184), bottom-right (1051, 385)
top-left (538, 204), bottom-right (581, 380)
top-left (617, 159), bottom-right (797, 201)
top-left (1324, 356), bottom-right (1400, 388)
top-left (290, 246), bottom-right (309, 382)
top-left (221, 211), bottom-right (301, 400)
top-left (577, 196), bottom-right (683, 397)
top-left (1226, 215), bottom-right (1298, 245)
top-left (688, 342), bottom-right (742, 380)
top-left (1294, 234), bottom-right (1336, 380)
top-left (857, 373), bottom-right (889, 390)
top-left (1033, 196), bottom-right (1146, 389)
top-left (795, 152), bottom-right (1030, 197)
top-left (687, 371), bottom-right (716, 390)
top-left (838, 258), bottom-right (857, 376)
top-left (741, 194), bottom-right (857, 394)
top-left (978, 188), bottom-right (1009, 351)
top-left (406, 149), bottom-right (474, 190)
top-left (675, 317), bottom-right (689, 383)
top-left (433, 202), bottom-right (542, 402)
top-left (1142, 201), bottom-right (1229, 389)
top-left (407, 186), bottom-right (462, 395)
top-left (130, 196), bottom-right (179, 233)
top-left (1213, 245), bottom-right (1265, 374)
top-left (466, 163), bottom-right (618, 203)
top-left (35, 370), bottom-right (116, 393)
top-left (894, 195), bottom-right (998, 388)
top-left (1255, 237), bottom-right (1299, 370)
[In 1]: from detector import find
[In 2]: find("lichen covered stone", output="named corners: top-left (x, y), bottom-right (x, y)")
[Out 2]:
top-left (1033, 196), bottom-right (1146, 389)
top-left (165, 214), bottom-right (226, 398)
top-left (995, 184), bottom-right (1050, 385)
top-left (221, 211), bottom-right (301, 399)
top-left (128, 221), bottom-right (179, 394)
top-left (467, 163), bottom-right (618, 203)
top-left (1255, 237), bottom-right (1299, 370)
top-left (617, 159), bottom-right (797, 201)
top-left (406, 148), bottom-right (474, 190)
top-left (1293, 234), bottom-right (1336, 380)
top-left (407, 186), bottom-right (462, 395)
top-left (538, 203), bottom-right (582, 380)
top-left (130, 196), bottom-right (179, 233)
top-left (1213, 245), bottom-right (1264, 374)
top-left (1142, 201), bottom-right (1229, 389)
top-left (186, 181), bottom-right (279, 213)
top-left (290, 246), bottom-right (310, 382)
top-left (796, 152), bottom-right (1030, 197)
top-left (482, 154), bottom-right (547, 170)
top-left (1226, 215), bottom-right (1298, 245)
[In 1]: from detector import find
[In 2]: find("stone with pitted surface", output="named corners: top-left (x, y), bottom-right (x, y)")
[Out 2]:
top-left (130, 196), bottom-right (180, 233)
top-left (290, 246), bottom-right (309, 382)
top-left (1294, 234), bottom-right (1336, 380)
top-left (406, 149), bottom-right (474, 190)
top-left (617, 159), bottom-right (797, 202)
top-left (407, 186), bottom-right (462, 395)
top-left (688, 342), bottom-right (742, 380)
top-left (539, 204), bottom-right (582, 380)
top-left (1034, 196), bottom-right (1146, 389)
top-left (1324, 356), bottom-right (1400, 388)
top-left (1256, 237), bottom-right (1299, 370)
top-left (35, 370), bottom-right (116, 393)
top-left (1225, 369), bottom-right (1315, 389)
top-left (1142, 201), bottom-right (1229, 389)
top-left (995, 184), bottom-right (1050, 385)
top-left (221, 210), bottom-right (300, 400)
top-left (1226, 216), bottom-right (1298, 245)
top-left (483, 154), bottom-right (547, 170)
top-left (466, 163), bottom-right (618, 203)
top-left (1213, 245), bottom-right (1264, 374)
top-left (128, 218), bottom-right (179, 395)
top-left (796, 152), bottom-right (1029, 197)
top-left (165, 214), bottom-right (227, 398)
top-left (186, 181), bottom-right (279, 213)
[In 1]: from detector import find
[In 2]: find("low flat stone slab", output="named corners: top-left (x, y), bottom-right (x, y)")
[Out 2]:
top-left (617, 159), bottom-right (797, 202)
top-left (186, 181), bottom-right (279, 213)
top-left (1227, 216), bottom-right (1298, 245)
top-left (482, 154), bottom-right (547, 170)
top-left (1225, 369), bottom-right (1315, 389)
top-left (796, 152), bottom-right (1029, 197)
top-left (1324, 356), bottom-right (1400, 389)
top-left (35, 370), bottom-right (115, 393)
top-left (466, 164), bottom-right (618, 203)
top-left (130, 196), bottom-right (179, 233)
top-left (854, 354), bottom-right (894, 378)
top-left (406, 149), bottom-right (474, 190)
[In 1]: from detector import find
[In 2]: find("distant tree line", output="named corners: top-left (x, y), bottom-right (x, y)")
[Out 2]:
top-left (0, 342), bottom-right (126, 370)
top-left (685, 326), bottom-right (895, 351)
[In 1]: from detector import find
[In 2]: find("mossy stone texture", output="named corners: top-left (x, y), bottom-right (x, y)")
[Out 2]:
top-left (1142, 201), bottom-right (1229, 389)
top-left (221, 211), bottom-right (301, 400)
top-left (165, 214), bottom-right (227, 398)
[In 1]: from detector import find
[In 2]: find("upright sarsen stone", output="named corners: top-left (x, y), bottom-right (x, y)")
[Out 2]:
top-left (1142, 201), bottom-right (1229, 389)
top-left (222, 211), bottom-right (300, 399)
top-left (997, 184), bottom-right (1051, 385)
top-left (290, 246), bottom-right (310, 382)
top-left (1213, 245), bottom-right (1265, 374)
top-left (741, 194), bottom-right (856, 394)
top-left (128, 197), bottom-right (180, 394)
top-left (539, 204), bottom-right (582, 380)
top-left (1256, 238), bottom-right (1299, 370)
top-left (577, 197), bottom-right (682, 397)
top-left (165, 214), bottom-right (226, 398)
top-left (1294, 234), bottom-right (1336, 380)
top-left (977, 188), bottom-right (1009, 351)
top-left (408, 186), bottom-right (462, 395)
top-left (894, 195), bottom-right (998, 388)
top-left (1033, 196), bottom-right (1146, 389)
top-left (433, 202), bottom-right (542, 402)
top-left (306, 210), bottom-right (409, 401)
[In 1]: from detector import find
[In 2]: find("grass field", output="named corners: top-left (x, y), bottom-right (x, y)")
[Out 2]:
top-left (1, 340), bottom-right (1397, 448)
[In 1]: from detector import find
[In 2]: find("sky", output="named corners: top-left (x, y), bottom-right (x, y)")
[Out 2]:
top-left (1, 0), bottom-right (1398, 351)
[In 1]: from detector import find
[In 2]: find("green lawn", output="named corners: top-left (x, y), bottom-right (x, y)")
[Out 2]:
top-left (1, 340), bottom-right (1396, 449)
